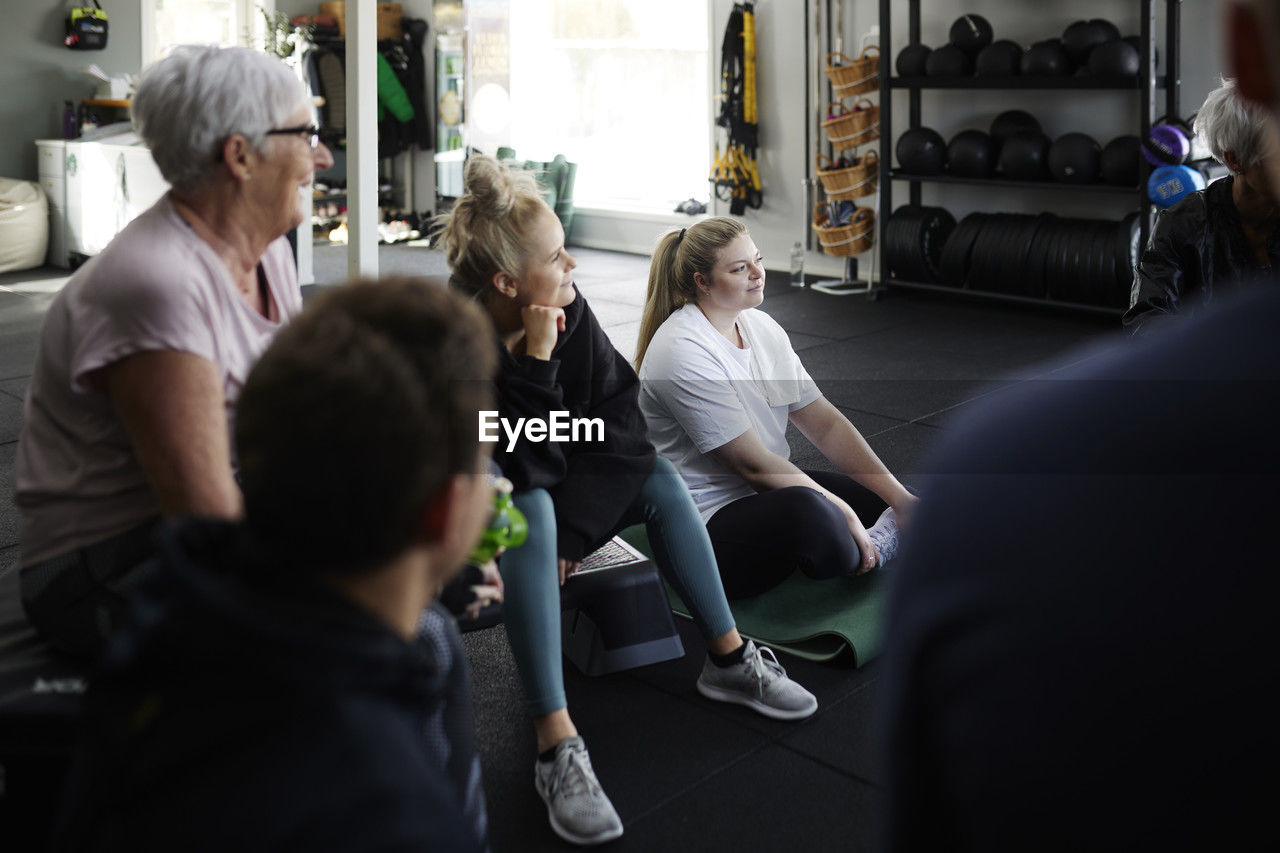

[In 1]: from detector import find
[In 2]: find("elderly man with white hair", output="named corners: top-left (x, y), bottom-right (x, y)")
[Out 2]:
top-left (1125, 77), bottom-right (1280, 331)
top-left (15, 45), bottom-right (333, 657)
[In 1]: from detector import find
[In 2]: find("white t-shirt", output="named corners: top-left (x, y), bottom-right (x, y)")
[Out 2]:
top-left (15, 194), bottom-right (301, 566)
top-left (638, 303), bottom-right (822, 521)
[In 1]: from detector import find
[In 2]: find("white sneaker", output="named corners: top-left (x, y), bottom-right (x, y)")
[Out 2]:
top-left (867, 507), bottom-right (901, 567)
top-left (533, 736), bottom-right (624, 845)
top-left (696, 640), bottom-right (818, 721)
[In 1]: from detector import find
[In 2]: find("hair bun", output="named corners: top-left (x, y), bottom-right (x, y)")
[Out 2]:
top-left (463, 155), bottom-right (517, 217)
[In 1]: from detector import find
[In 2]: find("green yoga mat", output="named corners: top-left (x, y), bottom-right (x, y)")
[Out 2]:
top-left (617, 526), bottom-right (886, 666)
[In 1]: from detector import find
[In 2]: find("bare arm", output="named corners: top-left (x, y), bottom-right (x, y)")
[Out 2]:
top-left (101, 350), bottom-right (243, 519)
top-left (789, 397), bottom-right (917, 525)
top-left (710, 426), bottom-right (877, 571)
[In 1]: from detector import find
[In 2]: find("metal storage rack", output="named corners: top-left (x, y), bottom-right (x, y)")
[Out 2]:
top-left (876, 0), bottom-right (1182, 315)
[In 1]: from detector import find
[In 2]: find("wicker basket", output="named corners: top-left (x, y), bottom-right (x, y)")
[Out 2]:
top-left (821, 99), bottom-right (880, 153)
top-left (824, 47), bottom-right (880, 97)
top-left (815, 151), bottom-right (878, 201)
top-left (813, 203), bottom-right (875, 257)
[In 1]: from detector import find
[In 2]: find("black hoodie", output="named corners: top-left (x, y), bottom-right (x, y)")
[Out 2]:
top-left (494, 287), bottom-right (656, 561)
top-left (54, 520), bottom-right (487, 853)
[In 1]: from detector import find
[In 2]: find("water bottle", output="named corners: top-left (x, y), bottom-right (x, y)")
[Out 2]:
top-left (789, 240), bottom-right (806, 287)
top-left (62, 101), bottom-right (77, 140)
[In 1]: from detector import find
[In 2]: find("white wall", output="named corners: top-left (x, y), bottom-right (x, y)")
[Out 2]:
top-left (574, 0), bottom-right (1224, 279)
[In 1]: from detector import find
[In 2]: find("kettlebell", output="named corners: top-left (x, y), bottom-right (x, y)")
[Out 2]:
top-left (1147, 163), bottom-right (1206, 208)
top-left (1142, 115), bottom-right (1193, 166)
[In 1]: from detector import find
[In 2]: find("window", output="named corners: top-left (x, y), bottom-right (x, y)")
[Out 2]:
top-left (141, 0), bottom-right (271, 65)
top-left (500, 0), bottom-right (711, 211)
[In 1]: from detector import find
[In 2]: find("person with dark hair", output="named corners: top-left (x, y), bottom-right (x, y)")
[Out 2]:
top-left (880, 4), bottom-right (1280, 848)
top-left (1125, 77), bottom-right (1280, 333)
top-left (436, 156), bottom-right (817, 846)
top-left (54, 279), bottom-right (498, 853)
top-left (14, 45), bottom-right (333, 657)
top-left (636, 218), bottom-right (915, 600)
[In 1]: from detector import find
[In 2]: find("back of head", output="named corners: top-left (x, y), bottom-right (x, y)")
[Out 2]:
top-left (435, 155), bottom-right (549, 300)
top-left (635, 217), bottom-right (747, 368)
top-left (132, 44), bottom-right (306, 193)
top-left (1193, 77), bottom-right (1273, 169)
top-left (235, 278), bottom-right (496, 576)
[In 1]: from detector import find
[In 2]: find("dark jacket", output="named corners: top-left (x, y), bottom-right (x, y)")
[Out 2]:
top-left (494, 287), bottom-right (656, 561)
top-left (1125, 175), bottom-right (1280, 332)
top-left (55, 520), bottom-right (487, 853)
top-left (882, 286), bottom-right (1280, 852)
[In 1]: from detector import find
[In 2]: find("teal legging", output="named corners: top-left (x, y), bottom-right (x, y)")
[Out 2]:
top-left (499, 456), bottom-right (737, 716)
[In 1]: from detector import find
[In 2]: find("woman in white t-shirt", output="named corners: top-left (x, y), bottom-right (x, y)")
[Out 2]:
top-left (14, 45), bottom-right (333, 656)
top-left (635, 218), bottom-right (917, 599)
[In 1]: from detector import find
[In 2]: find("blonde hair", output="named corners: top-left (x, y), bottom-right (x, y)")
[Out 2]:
top-left (435, 155), bottom-right (551, 299)
top-left (635, 217), bottom-right (748, 369)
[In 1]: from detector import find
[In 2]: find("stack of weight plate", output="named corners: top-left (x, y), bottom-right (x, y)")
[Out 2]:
top-left (935, 211), bottom-right (1140, 307)
top-left (885, 205), bottom-right (956, 284)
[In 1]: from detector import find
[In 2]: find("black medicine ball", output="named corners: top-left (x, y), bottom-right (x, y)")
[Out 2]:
top-left (1048, 133), bottom-right (1102, 183)
top-left (947, 129), bottom-right (996, 177)
top-left (999, 130), bottom-right (1051, 180)
top-left (1061, 20), bottom-right (1111, 66)
top-left (975, 39), bottom-right (1022, 76)
top-left (896, 43), bottom-right (932, 77)
top-left (1090, 19), bottom-right (1121, 42)
top-left (1022, 39), bottom-right (1071, 75)
top-left (949, 14), bottom-right (993, 54)
top-left (897, 127), bottom-right (948, 175)
top-left (1100, 135), bottom-right (1141, 185)
top-left (990, 109), bottom-right (1041, 145)
top-left (1123, 35), bottom-right (1158, 69)
top-left (1088, 39), bottom-right (1140, 76)
top-left (926, 43), bottom-right (973, 77)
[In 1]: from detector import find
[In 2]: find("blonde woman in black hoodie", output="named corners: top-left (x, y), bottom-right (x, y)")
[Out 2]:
top-left (437, 156), bottom-right (816, 846)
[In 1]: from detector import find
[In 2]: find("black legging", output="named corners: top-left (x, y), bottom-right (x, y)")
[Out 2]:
top-left (705, 470), bottom-right (887, 600)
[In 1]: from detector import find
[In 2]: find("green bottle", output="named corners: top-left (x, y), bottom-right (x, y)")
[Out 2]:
top-left (468, 476), bottom-right (528, 565)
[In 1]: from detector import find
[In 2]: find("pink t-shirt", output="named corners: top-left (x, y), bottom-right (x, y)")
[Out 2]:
top-left (15, 194), bottom-right (301, 566)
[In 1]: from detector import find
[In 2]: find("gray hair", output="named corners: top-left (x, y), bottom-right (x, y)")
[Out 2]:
top-left (1193, 77), bottom-right (1273, 170)
top-left (131, 45), bottom-right (307, 193)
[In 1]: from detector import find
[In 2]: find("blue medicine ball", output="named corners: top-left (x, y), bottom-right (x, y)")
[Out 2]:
top-left (1147, 164), bottom-right (1205, 208)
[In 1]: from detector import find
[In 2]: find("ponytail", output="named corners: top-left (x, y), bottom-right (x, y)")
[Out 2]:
top-left (635, 217), bottom-right (748, 369)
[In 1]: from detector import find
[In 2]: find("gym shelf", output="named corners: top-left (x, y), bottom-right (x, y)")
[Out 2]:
top-left (878, 0), bottom-right (1182, 316)
top-left (883, 278), bottom-right (1125, 317)
top-left (888, 170), bottom-right (1140, 194)
top-left (890, 76), bottom-right (1167, 90)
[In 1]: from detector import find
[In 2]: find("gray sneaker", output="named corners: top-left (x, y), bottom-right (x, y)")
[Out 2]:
top-left (696, 640), bottom-right (818, 720)
top-left (533, 736), bottom-right (623, 845)
top-left (867, 507), bottom-right (900, 567)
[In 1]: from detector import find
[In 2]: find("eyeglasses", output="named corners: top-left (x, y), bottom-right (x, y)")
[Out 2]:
top-left (265, 124), bottom-right (321, 149)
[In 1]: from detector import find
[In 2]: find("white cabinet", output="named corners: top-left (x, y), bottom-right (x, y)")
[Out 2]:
top-left (35, 140), bottom-right (66, 267)
top-left (35, 138), bottom-right (169, 268)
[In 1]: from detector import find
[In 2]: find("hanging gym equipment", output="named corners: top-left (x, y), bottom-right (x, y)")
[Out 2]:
top-left (711, 2), bottom-right (762, 215)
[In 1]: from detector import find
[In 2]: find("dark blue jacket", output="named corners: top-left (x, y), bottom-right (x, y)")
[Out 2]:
top-left (55, 519), bottom-right (488, 852)
top-left (881, 287), bottom-right (1280, 851)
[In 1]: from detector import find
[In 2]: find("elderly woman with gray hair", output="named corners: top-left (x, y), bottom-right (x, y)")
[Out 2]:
top-left (14, 45), bottom-right (332, 657)
top-left (1125, 77), bottom-right (1280, 331)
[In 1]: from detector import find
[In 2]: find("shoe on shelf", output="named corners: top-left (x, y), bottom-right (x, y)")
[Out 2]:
top-left (866, 507), bottom-right (900, 567)
top-left (696, 640), bottom-right (818, 721)
top-left (674, 197), bottom-right (707, 215)
top-left (533, 736), bottom-right (624, 846)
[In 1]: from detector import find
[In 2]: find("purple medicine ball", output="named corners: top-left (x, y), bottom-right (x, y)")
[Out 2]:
top-left (1142, 124), bottom-right (1190, 166)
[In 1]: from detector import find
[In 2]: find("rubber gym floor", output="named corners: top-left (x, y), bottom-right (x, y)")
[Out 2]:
top-left (0, 244), bottom-right (1115, 851)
